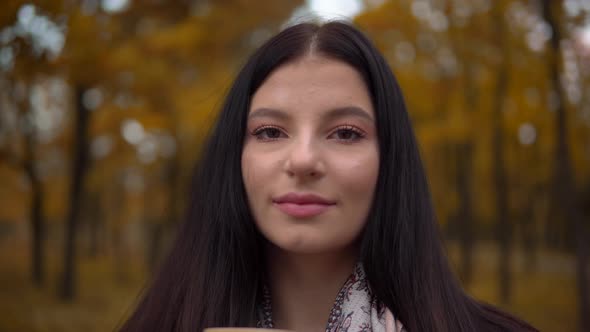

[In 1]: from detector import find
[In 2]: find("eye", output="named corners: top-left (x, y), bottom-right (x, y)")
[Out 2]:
top-left (252, 126), bottom-right (286, 141)
top-left (329, 125), bottom-right (366, 142)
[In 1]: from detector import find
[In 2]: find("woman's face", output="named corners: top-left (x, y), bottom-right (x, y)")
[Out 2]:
top-left (241, 55), bottom-right (379, 255)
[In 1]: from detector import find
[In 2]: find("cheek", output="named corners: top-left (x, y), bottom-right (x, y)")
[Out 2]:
top-left (331, 148), bottom-right (379, 199)
top-left (241, 149), bottom-right (259, 199)
top-left (241, 146), bottom-right (278, 203)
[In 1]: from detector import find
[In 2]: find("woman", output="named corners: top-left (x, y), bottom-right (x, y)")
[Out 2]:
top-left (120, 21), bottom-right (537, 332)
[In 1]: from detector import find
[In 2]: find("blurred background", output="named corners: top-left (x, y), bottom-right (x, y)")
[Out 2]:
top-left (0, 0), bottom-right (588, 331)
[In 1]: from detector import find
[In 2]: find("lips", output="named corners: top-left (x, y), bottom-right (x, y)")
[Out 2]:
top-left (272, 193), bottom-right (336, 218)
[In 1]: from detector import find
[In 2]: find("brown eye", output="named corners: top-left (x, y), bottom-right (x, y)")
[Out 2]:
top-left (329, 126), bottom-right (365, 142)
top-left (335, 129), bottom-right (359, 140)
top-left (253, 126), bottom-right (285, 141)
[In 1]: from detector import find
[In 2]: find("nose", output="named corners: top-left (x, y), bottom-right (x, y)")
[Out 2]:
top-left (284, 136), bottom-right (325, 179)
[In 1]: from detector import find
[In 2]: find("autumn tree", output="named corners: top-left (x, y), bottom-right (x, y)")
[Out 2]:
top-left (490, 1), bottom-right (512, 304)
top-left (540, 1), bottom-right (589, 330)
top-left (0, 0), bottom-right (65, 287)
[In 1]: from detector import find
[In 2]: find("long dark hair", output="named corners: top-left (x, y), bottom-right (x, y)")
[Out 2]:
top-left (120, 21), bottom-right (536, 332)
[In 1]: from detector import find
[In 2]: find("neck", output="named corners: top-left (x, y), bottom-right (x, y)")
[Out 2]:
top-left (266, 244), bottom-right (358, 332)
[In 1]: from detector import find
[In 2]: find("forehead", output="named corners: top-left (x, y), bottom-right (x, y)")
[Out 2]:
top-left (250, 55), bottom-right (373, 116)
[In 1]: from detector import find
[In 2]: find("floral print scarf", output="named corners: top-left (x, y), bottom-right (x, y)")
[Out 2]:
top-left (257, 263), bottom-right (404, 332)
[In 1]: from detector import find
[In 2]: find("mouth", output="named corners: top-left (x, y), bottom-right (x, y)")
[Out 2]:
top-left (272, 192), bottom-right (336, 218)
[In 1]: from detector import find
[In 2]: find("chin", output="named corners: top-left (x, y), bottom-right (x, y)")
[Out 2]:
top-left (269, 233), bottom-right (352, 255)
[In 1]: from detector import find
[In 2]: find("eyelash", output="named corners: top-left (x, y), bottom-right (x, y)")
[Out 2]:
top-left (250, 124), bottom-right (366, 143)
top-left (251, 125), bottom-right (285, 141)
top-left (331, 125), bottom-right (366, 142)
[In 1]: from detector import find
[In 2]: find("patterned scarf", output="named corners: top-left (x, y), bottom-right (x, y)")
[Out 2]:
top-left (256, 263), bottom-right (404, 332)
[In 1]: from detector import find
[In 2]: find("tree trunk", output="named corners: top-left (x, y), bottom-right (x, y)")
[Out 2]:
top-left (86, 191), bottom-right (103, 258)
top-left (521, 144), bottom-right (540, 273)
top-left (146, 161), bottom-right (178, 273)
top-left (147, 222), bottom-right (163, 273)
top-left (14, 81), bottom-right (46, 287)
top-left (445, 9), bottom-right (479, 286)
top-left (541, 2), bottom-right (590, 330)
top-left (492, 4), bottom-right (512, 305)
top-left (574, 217), bottom-right (590, 332)
top-left (22, 104), bottom-right (45, 287)
top-left (492, 74), bottom-right (511, 305)
top-left (456, 143), bottom-right (474, 285)
top-left (457, 59), bottom-right (479, 286)
top-left (521, 193), bottom-right (537, 273)
top-left (59, 85), bottom-right (90, 300)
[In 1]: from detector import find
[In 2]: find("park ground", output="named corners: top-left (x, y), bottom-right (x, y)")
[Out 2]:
top-left (0, 239), bottom-right (577, 331)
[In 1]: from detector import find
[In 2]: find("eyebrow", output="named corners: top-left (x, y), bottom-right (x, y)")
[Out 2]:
top-left (248, 106), bottom-right (374, 122)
